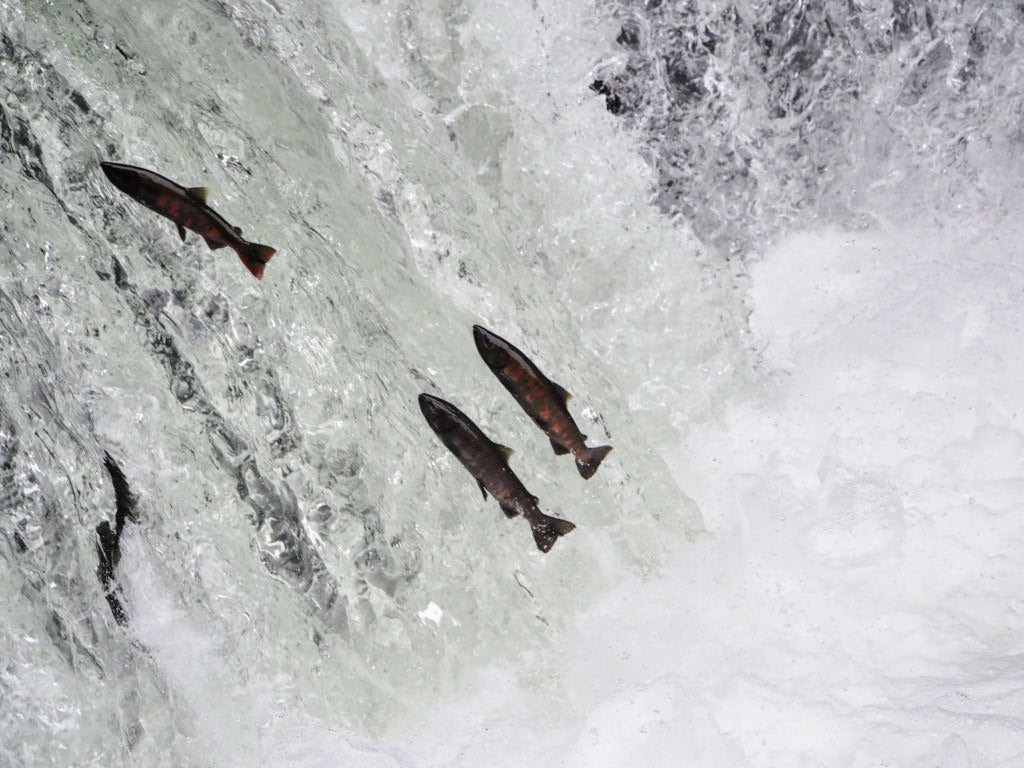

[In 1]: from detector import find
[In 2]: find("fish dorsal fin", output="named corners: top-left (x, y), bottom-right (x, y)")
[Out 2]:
top-left (553, 381), bottom-right (573, 404)
top-left (478, 480), bottom-right (488, 501)
top-left (496, 443), bottom-right (515, 460)
top-left (176, 224), bottom-right (187, 242)
top-left (186, 186), bottom-right (209, 203)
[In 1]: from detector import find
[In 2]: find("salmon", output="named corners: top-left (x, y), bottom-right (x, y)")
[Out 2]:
top-left (100, 161), bottom-right (276, 279)
top-left (473, 325), bottom-right (612, 479)
top-left (419, 393), bottom-right (575, 552)
top-left (96, 452), bottom-right (139, 625)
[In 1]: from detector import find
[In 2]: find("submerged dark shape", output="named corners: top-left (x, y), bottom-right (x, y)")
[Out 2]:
top-left (96, 452), bottom-right (140, 625)
top-left (473, 325), bottom-right (612, 479)
top-left (100, 161), bottom-right (276, 279)
top-left (418, 393), bottom-right (575, 553)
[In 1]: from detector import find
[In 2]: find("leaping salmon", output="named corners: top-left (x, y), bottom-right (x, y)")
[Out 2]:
top-left (96, 452), bottom-right (140, 626)
top-left (100, 161), bottom-right (276, 279)
top-left (418, 393), bottom-right (575, 553)
top-left (473, 325), bottom-right (612, 479)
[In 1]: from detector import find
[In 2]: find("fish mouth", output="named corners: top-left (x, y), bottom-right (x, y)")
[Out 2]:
top-left (100, 161), bottom-right (123, 178)
top-left (418, 393), bottom-right (447, 422)
top-left (100, 161), bottom-right (132, 192)
top-left (472, 325), bottom-right (509, 370)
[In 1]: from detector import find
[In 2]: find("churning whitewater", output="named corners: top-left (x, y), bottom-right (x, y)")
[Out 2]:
top-left (3, 1), bottom-right (1024, 766)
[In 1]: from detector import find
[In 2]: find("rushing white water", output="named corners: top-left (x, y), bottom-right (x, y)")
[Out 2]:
top-left (2, 0), bottom-right (1024, 765)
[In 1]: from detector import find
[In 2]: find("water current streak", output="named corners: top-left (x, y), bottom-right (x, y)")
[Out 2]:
top-left (100, 258), bottom-right (345, 617)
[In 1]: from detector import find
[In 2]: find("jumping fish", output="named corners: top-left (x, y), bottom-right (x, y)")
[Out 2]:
top-left (418, 393), bottom-right (575, 552)
top-left (100, 161), bottom-right (276, 279)
top-left (96, 452), bottom-right (139, 625)
top-left (473, 325), bottom-right (612, 479)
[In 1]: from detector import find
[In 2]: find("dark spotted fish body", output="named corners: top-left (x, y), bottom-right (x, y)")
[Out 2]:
top-left (418, 393), bottom-right (575, 552)
top-left (96, 452), bottom-right (140, 625)
top-left (473, 325), bottom-right (612, 479)
top-left (100, 161), bottom-right (276, 279)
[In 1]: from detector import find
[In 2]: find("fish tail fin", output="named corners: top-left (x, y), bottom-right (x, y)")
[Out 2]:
top-left (576, 444), bottom-right (613, 479)
top-left (237, 242), bottom-right (276, 280)
top-left (530, 513), bottom-right (576, 553)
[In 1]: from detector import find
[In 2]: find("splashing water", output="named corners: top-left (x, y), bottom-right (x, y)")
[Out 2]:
top-left (2, 0), bottom-right (1024, 766)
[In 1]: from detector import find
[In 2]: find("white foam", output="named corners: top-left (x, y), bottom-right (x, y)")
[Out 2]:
top-left (417, 602), bottom-right (445, 626)
top-left (397, 221), bottom-right (1024, 766)
top-left (118, 530), bottom-right (410, 768)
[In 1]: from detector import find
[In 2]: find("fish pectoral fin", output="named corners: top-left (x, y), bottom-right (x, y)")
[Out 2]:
top-left (553, 381), bottom-right (573, 404)
top-left (176, 224), bottom-right (187, 242)
top-left (186, 186), bottom-right (209, 203)
top-left (233, 225), bottom-right (243, 235)
top-left (550, 437), bottom-right (570, 456)
top-left (499, 501), bottom-right (519, 519)
top-left (495, 443), bottom-right (515, 460)
top-left (202, 235), bottom-right (228, 251)
top-left (478, 481), bottom-right (488, 501)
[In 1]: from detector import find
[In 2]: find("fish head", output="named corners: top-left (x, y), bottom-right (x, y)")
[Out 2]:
top-left (99, 162), bottom-right (135, 194)
top-left (472, 325), bottom-right (511, 371)
top-left (418, 393), bottom-right (458, 430)
top-left (418, 392), bottom-right (441, 418)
